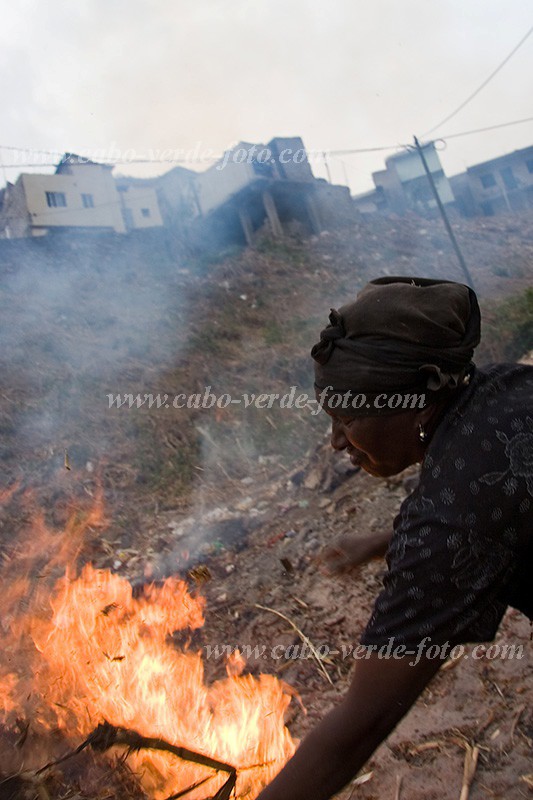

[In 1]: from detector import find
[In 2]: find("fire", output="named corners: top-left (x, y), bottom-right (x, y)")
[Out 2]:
top-left (0, 490), bottom-right (295, 798)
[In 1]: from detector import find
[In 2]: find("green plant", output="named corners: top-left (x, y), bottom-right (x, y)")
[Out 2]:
top-left (263, 322), bottom-right (284, 345)
top-left (479, 287), bottom-right (533, 362)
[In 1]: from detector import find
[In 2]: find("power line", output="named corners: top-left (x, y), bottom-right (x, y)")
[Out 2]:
top-left (0, 145), bottom-right (66, 156)
top-left (0, 156), bottom-right (217, 167)
top-left (1, 162), bottom-right (75, 168)
top-left (439, 115), bottom-right (533, 141)
top-left (422, 23), bottom-right (533, 136)
top-left (0, 160), bottom-right (207, 168)
top-left (0, 144), bottom-right (221, 164)
top-left (0, 141), bottom-right (402, 169)
top-left (330, 115), bottom-right (533, 158)
top-left (328, 143), bottom-right (406, 156)
top-left (1, 112), bottom-right (532, 172)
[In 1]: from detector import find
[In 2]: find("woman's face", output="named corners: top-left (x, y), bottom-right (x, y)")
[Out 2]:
top-left (324, 408), bottom-right (424, 477)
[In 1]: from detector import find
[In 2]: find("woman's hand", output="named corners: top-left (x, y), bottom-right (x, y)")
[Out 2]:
top-left (256, 651), bottom-right (441, 800)
top-left (320, 530), bottom-right (392, 575)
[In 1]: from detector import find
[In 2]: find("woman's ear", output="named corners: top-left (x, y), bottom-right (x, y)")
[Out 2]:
top-left (415, 405), bottom-right (437, 426)
top-left (414, 396), bottom-right (450, 440)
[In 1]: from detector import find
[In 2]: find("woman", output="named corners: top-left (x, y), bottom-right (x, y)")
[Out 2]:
top-left (257, 276), bottom-right (532, 800)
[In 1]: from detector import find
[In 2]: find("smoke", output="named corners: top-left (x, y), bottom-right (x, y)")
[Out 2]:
top-left (0, 231), bottom-right (188, 484)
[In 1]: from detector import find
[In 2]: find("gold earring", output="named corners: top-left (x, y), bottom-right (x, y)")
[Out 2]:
top-left (418, 424), bottom-right (427, 443)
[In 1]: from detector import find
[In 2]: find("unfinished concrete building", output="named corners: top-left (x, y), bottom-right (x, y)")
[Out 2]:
top-left (192, 137), bottom-right (353, 246)
top-left (370, 143), bottom-right (454, 216)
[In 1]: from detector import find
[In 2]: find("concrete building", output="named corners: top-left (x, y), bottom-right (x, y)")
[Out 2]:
top-left (369, 143), bottom-right (454, 216)
top-left (449, 146), bottom-right (533, 216)
top-left (352, 188), bottom-right (386, 215)
top-left (116, 165), bottom-right (198, 233)
top-left (353, 142), bottom-right (533, 220)
top-left (0, 154), bottom-right (162, 238)
top-left (192, 137), bottom-right (353, 246)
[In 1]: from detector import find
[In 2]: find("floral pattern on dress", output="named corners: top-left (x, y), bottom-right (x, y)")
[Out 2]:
top-left (479, 417), bottom-right (533, 497)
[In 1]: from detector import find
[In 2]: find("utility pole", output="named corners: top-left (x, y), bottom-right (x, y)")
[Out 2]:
top-left (0, 147), bottom-right (7, 185)
top-left (322, 151), bottom-right (332, 183)
top-left (413, 136), bottom-right (475, 289)
top-left (341, 160), bottom-right (350, 190)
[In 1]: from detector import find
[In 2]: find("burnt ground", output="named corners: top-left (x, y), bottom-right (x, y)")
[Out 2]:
top-left (0, 211), bottom-right (532, 798)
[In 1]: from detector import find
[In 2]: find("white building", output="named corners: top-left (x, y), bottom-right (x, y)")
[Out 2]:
top-left (0, 154), bottom-right (162, 238)
top-left (357, 143), bottom-right (455, 216)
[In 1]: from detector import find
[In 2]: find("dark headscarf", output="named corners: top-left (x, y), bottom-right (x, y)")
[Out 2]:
top-left (312, 277), bottom-right (480, 413)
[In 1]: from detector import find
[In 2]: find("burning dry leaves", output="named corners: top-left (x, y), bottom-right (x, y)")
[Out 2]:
top-left (187, 565), bottom-right (213, 586)
top-left (0, 496), bottom-right (296, 800)
top-left (1, 716), bottom-right (277, 800)
top-left (0, 756), bottom-right (147, 800)
top-left (25, 721), bottom-right (240, 800)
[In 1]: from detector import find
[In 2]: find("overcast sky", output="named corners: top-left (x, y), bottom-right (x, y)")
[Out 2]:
top-left (1, 0), bottom-right (532, 193)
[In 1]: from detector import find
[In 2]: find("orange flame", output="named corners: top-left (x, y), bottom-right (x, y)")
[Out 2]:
top-left (0, 495), bottom-right (295, 798)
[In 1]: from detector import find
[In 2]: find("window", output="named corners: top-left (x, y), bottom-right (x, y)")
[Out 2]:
top-left (81, 193), bottom-right (94, 208)
top-left (500, 166), bottom-right (518, 190)
top-left (45, 191), bottom-right (67, 207)
top-left (480, 174), bottom-right (496, 189)
top-left (141, 207), bottom-right (151, 218)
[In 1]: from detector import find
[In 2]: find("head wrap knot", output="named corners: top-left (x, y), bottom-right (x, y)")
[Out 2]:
top-left (311, 309), bottom-right (346, 365)
top-left (311, 276), bottom-right (481, 415)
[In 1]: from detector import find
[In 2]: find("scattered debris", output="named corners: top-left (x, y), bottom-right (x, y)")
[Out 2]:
top-left (459, 743), bottom-right (479, 800)
top-left (255, 603), bottom-right (335, 686)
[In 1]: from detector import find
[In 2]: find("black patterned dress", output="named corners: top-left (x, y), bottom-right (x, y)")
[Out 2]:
top-left (362, 364), bottom-right (533, 648)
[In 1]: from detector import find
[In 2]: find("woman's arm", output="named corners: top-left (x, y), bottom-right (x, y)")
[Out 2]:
top-left (257, 652), bottom-right (441, 800)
